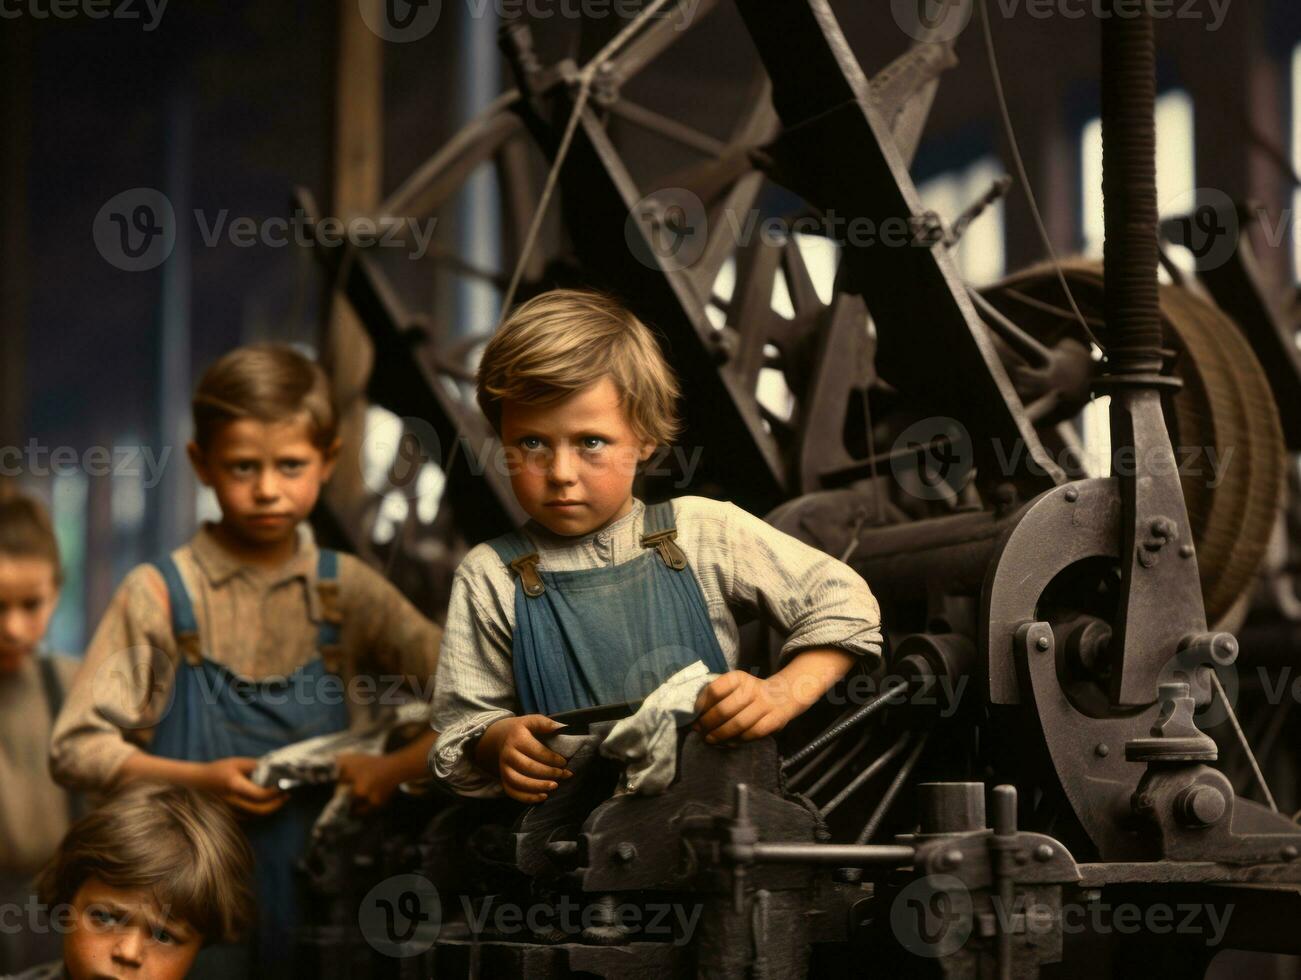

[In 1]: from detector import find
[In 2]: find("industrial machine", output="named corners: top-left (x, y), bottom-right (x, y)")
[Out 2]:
top-left (293, 0), bottom-right (1301, 975)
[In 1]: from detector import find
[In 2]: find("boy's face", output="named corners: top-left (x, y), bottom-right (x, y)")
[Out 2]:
top-left (501, 376), bottom-right (656, 537)
top-left (0, 557), bottom-right (59, 674)
top-left (188, 414), bottom-right (338, 552)
top-left (63, 877), bottom-right (201, 980)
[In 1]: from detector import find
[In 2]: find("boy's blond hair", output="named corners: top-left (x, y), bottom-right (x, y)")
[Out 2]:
top-left (36, 783), bottom-right (255, 946)
top-left (0, 494), bottom-right (62, 585)
top-left (192, 343), bottom-right (337, 450)
top-left (477, 289), bottom-right (682, 446)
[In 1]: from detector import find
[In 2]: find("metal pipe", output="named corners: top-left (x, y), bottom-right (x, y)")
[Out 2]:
top-left (820, 732), bottom-right (913, 818)
top-left (854, 731), bottom-right (930, 844)
top-left (804, 727), bottom-right (873, 798)
top-left (744, 843), bottom-right (916, 866)
top-left (782, 679), bottom-right (910, 770)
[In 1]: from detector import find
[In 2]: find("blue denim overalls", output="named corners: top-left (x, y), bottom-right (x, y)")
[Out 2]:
top-left (487, 500), bottom-right (729, 714)
top-left (150, 550), bottom-right (350, 977)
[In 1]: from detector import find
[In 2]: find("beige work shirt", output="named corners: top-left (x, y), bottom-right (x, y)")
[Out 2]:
top-left (49, 524), bottom-right (441, 792)
top-left (0, 654), bottom-right (80, 876)
top-left (430, 495), bottom-right (884, 796)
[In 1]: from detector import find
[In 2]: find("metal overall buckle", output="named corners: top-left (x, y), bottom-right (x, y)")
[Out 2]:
top-left (641, 529), bottom-right (688, 570)
top-left (510, 553), bottom-right (547, 597)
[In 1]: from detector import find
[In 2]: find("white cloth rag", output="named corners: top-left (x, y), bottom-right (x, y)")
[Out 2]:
top-left (599, 661), bottom-right (717, 796)
top-left (251, 700), bottom-right (432, 837)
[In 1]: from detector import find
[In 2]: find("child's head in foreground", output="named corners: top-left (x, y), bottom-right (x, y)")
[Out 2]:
top-left (187, 343), bottom-right (340, 554)
top-left (0, 494), bottom-right (62, 674)
top-left (477, 288), bottom-right (681, 538)
top-left (36, 782), bottom-right (255, 980)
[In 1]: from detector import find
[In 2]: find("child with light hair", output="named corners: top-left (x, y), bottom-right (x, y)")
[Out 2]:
top-left (6, 782), bottom-right (254, 980)
top-left (50, 343), bottom-right (442, 974)
top-left (430, 288), bottom-right (884, 802)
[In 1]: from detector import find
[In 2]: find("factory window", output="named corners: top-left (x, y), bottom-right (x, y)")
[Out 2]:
top-left (1293, 42), bottom-right (1301, 282)
top-left (917, 155), bottom-right (1007, 286)
top-left (360, 405), bottom-right (445, 544)
top-left (48, 473), bottom-right (88, 654)
top-left (1080, 89), bottom-right (1195, 270)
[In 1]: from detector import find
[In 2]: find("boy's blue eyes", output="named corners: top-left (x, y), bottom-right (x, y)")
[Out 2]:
top-left (88, 909), bottom-right (179, 944)
top-left (229, 460), bottom-right (308, 474)
top-left (519, 437), bottom-right (607, 451)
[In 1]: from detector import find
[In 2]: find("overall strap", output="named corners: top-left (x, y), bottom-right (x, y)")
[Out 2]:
top-left (36, 655), bottom-right (63, 723)
top-left (488, 530), bottom-right (546, 598)
top-left (640, 500), bottom-right (688, 571)
top-left (154, 555), bottom-right (203, 666)
top-left (315, 549), bottom-right (344, 670)
top-left (36, 657), bottom-right (87, 823)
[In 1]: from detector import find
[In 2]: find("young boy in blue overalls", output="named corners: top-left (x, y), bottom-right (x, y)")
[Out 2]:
top-left (430, 289), bottom-right (884, 802)
top-left (50, 344), bottom-right (442, 975)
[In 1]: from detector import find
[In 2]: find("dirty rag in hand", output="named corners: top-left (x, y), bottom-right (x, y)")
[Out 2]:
top-left (599, 661), bottom-right (717, 796)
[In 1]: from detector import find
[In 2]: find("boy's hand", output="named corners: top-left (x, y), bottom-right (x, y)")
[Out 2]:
top-left (336, 752), bottom-right (404, 815)
top-left (477, 715), bottom-right (574, 804)
top-left (693, 671), bottom-right (796, 744)
top-left (195, 757), bottom-right (288, 817)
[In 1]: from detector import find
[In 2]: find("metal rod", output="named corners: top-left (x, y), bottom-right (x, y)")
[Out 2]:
top-left (967, 286), bottom-right (1055, 368)
top-left (782, 678), bottom-right (910, 770)
top-left (820, 732), bottom-right (913, 818)
top-left (745, 843), bottom-right (916, 866)
top-left (1210, 669), bottom-right (1278, 812)
top-left (804, 726), bottom-right (872, 798)
top-left (784, 734), bottom-right (843, 790)
top-left (854, 731), bottom-right (930, 844)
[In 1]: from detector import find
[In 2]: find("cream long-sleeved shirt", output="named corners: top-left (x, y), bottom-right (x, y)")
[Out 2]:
top-left (49, 523), bottom-right (442, 793)
top-left (429, 495), bottom-right (884, 796)
top-left (0, 653), bottom-right (80, 876)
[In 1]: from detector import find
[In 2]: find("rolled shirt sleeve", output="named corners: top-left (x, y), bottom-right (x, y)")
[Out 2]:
top-left (339, 555), bottom-right (444, 720)
top-left (720, 502), bottom-right (884, 666)
top-left (49, 566), bottom-right (174, 792)
top-left (428, 563), bottom-right (518, 797)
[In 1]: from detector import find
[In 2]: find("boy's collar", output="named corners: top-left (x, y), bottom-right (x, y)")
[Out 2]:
top-left (523, 497), bottom-right (645, 549)
top-left (191, 522), bottom-right (319, 587)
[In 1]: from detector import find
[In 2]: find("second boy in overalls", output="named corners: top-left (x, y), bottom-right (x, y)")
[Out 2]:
top-left (49, 344), bottom-right (442, 975)
top-left (431, 289), bottom-right (884, 802)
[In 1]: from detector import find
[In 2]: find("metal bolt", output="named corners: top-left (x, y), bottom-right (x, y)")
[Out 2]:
top-left (1283, 845), bottom-right (1298, 861)
top-left (1034, 844), bottom-right (1053, 862)
top-left (1175, 785), bottom-right (1226, 828)
top-left (1180, 543), bottom-right (1195, 558)
top-left (1035, 635), bottom-right (1051, 652)
top-left (614, 842), bottom-right (637, 863)
top-left (1013, 850), bottom-right (1029, 865)
top-left (1095, 743), bottom-right (1110, 758)
top-left (939, 849), bottom-right (964, 870)
top-left (1064, 487), bottom-right (1079, 502)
